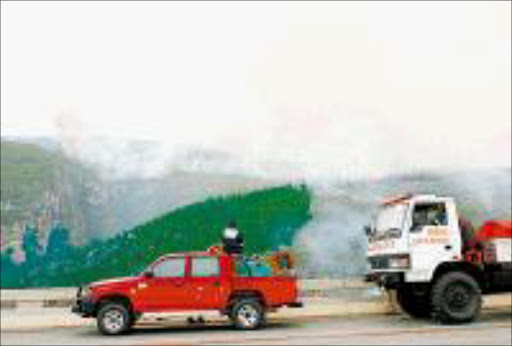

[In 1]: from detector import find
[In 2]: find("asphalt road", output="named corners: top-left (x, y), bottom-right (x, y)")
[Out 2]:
top-left (1, 308), bottom-right (511, 345)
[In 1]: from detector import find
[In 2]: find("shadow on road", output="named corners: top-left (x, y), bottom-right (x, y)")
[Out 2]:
top-left (475, 309), bottom-right (512, 323)
top-left (72, 308), bottom-right (511, 338)
top-left (77, 320), bottom-right (297, 337)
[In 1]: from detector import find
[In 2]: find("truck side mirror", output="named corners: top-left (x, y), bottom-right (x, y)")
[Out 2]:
top-left (364, 225), bottom-right (372, 236)
top-left (143, 270), bottom-right (154, 278)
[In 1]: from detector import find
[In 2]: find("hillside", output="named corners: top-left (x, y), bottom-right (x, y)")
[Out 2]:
top-left (2, 137), bottom-right (510, 283)
top-left (97, 170), bottom-right (279, 239)
top-left (0, 139), bottom-right (278, 247)
top-left (1, 184), bottom-right (312, 287)
top-left (0, 140), bottom-right (102, 246)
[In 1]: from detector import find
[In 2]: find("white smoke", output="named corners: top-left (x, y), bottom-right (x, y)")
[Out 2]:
top-left (2, 1), bottom-right (510, 182)
top-left (292, 169), bottom-right (511, 278)
top-left (54, 113), bottom-right (175, 180)
top-left (2, 2), bottom-right (511, 277)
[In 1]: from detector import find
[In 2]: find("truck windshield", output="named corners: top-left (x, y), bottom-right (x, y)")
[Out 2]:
top-left (372, 203), bottom-right (408, 240)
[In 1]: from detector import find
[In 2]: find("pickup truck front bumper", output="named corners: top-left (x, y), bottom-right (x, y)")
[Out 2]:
top-left (71, 297), bottom-right (95, 317)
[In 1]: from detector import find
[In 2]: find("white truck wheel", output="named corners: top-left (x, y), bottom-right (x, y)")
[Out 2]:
top-left (431, 272), bottom-right (482, 324)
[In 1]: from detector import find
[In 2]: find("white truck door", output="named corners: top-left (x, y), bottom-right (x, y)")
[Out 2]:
top-left (406, 200), bottom-right (461, 282)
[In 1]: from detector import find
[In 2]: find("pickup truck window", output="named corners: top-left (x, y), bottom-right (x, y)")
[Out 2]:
top-left (153, 257), bottom-right (185, 277)
top-left (192, 257), bottom-right (220, 277)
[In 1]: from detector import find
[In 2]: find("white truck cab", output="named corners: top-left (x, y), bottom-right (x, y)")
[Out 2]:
top-left (367, 194), bottom-right (462, 283)
top-left (365, 194), bottom-right (511, 323)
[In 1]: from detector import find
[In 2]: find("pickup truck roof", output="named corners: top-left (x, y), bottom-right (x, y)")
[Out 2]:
top-left (156, 251), bottom-right (215, 258)
top-left (151, 251), bottom-right (221, 265)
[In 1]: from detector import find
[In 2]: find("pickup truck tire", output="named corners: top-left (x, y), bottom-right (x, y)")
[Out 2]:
top-left (431, 272), bottom-right (482, 324)
top-left (230, 298), bottom-right (265, 330)
top-left (396, 286), bottom-right (432, 318)
top-left (97, 302), bottom-right (132, 335)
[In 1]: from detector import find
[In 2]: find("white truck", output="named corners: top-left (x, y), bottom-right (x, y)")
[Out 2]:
top-left (365, 194), bottom-right (511, 323)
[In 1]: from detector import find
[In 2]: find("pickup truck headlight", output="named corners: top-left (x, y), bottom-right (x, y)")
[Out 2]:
top-left (388, 255), bottom-right (410, 269)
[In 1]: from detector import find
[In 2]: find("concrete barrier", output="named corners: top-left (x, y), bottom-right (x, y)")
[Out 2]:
top-left (1, 294), bottom-right (510, 332)
top-left (0, 280), bottom-right (372, 309)
top-left (1, 279), bottom-right (510, 312)
top-left (1, 288), bottom-right (77, 309)
top-left (1, 283), bottom-right (510, 331)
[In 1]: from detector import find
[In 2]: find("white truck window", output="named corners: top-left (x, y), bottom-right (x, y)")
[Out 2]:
top-left (411, 203), bottom-right (447, 231)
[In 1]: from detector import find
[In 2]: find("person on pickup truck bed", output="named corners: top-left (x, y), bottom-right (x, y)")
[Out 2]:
top-left (222, 220), bottom-right (244, 255)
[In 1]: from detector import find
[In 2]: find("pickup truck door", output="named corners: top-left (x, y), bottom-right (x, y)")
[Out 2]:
top-left (137, 256), bottom-right (190, 311)
top-left (188, 256), bottom-right (226, 309)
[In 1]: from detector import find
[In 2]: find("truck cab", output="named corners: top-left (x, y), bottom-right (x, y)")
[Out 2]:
top-left (73, 249), bottom-right (302, 335)
top-left (367, 194), bottom-right (462, 286)
top-left (365, 194), bottom-right (511, 323)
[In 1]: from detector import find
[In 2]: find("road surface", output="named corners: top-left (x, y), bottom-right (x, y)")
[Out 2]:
top-left (1, 307), bottom-right (511, 345)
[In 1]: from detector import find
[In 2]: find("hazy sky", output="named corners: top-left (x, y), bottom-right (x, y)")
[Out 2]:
top-left (1, 1), bottom-right (511, 180)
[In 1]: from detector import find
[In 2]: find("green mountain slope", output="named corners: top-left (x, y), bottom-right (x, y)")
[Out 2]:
top-left (0, 139), bottom-right (280, 246)
top-left (1, 184), bottom-right (312, 287)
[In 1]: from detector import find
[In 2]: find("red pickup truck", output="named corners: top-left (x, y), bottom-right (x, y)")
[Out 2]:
top-left (72, 250), bottom-right (302, 335)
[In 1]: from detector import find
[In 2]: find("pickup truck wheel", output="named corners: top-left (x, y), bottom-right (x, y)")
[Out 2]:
top-left (230, 299), bottom-right (265, 330)
top-left (97, 302), bottom-right (132, 335)
top-left (397, 286), bottom-right (431, 318)
top-left (431, 272), bottom-right (482, 324)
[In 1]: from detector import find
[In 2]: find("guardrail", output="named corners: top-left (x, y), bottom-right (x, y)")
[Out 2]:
top-left (1, 281), bottom-right (510, 332)
top-left (0, 279), bottom-right (372, 309)
top-left (1, 279), bottom-right (510, 312)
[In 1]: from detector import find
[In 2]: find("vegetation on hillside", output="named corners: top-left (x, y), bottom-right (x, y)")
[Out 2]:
top-left (1, 139), bottom-right (279, 246)
top-left (0, 184), bottom-right (312, 288)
